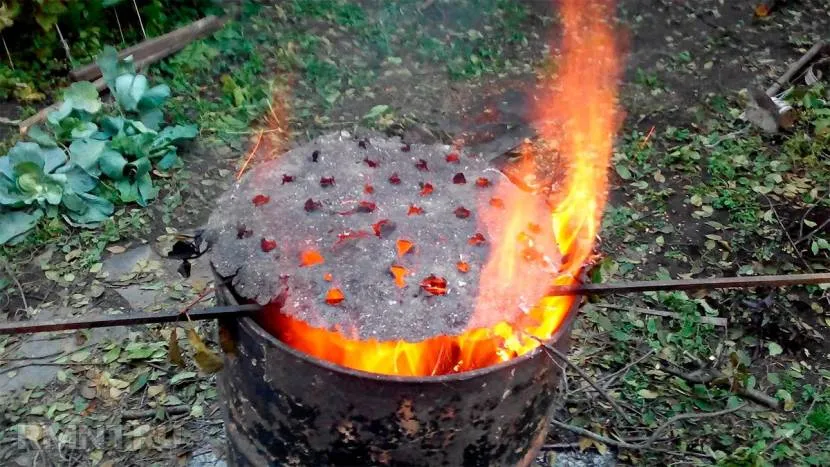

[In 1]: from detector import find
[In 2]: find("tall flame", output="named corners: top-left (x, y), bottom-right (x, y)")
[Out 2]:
top-left (262, 0), bottom-right (622, 376)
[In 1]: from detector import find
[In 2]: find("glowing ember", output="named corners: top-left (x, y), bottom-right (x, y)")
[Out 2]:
top-left (475, 177), bottom-right (491, 188)
top-left (252, 194), bottom-right (270, 206)
top-left (489, 197), bottom-right (505, 209)
top-left (468, 233), bottom-right (486, 246)
top-left (390, 265), bottom-right (408, 288)
top-left (260, 238), bottom-right (277, 252)
top-left (446, 152), bottom-right (460, 163)
top-left (457, 261), bottom-right (470, 273)
top-left (420, 275), bottom-right (448, 296)
top-left (323, 272), bottom-right (333, 281)
top-left (454, 206), bottom-right (471, 219)
top-left (407, 205), bottom-right (424, 216)
top-left (396, 239), bottom-right (414, 257)
top-left (364, 184), bottom-right (374, 194)
top-left (300, 249), bottom-right (325, 267)
top-left (389, 173), bottom-right (401, 184)
top-left (419, 183), bottom-right (434, 196)
top-left (325, 288), bottom-right (345, 305)
top-left (452, 173), bottom-right (467, 184)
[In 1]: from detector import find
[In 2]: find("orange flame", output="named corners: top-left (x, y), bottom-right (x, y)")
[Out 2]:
top-left (259, 0), bottom-right (622, 376)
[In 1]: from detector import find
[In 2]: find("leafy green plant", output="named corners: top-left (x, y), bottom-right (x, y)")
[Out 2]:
top-left (0, 46), bottom-right (196, 245)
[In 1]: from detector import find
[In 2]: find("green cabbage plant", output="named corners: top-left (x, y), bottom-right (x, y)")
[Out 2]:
top-left (0, 142), bottom-right (113, 244)
top-left (0, 46), bottom-right (197, 245)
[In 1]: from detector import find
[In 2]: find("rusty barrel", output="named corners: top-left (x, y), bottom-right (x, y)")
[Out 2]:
top-left (215, 278), bottom-right (579, 467)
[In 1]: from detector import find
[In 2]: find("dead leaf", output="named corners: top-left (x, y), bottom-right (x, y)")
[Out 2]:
top-left (106, 245), bottom-right (126, 254)
top-left (218, 325), bottom-right (237, 355)
top-left (168, 328), bottom-right (185, 367)
top-left (22, 424), bottom-right (44, 442)
top-left (186, 328), bottom-right (224, 374)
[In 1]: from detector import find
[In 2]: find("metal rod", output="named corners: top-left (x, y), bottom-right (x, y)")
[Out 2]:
top-left (2, 273), bottom-right (829, 336)
top-left (546, 272), bottom-right (830, 296)
top-left (0, 304), bottom-right (261, 336)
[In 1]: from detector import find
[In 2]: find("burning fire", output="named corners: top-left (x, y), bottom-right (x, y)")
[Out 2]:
top-left (264, 0), bottom-right (622, 376)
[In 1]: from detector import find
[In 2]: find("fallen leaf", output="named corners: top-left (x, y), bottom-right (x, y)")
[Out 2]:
top-left (107, 245), bottom-right (126, 254)
top-left (168, 328), bottom-right (185, 367)
top-left (186, 328), bottom-right (224, 374)
top-left (22, 424), bottom-right (44, 442)
top-left (170, 371), bottom-right (197, 385)
top-left (638, 388), bottom-right (659, 399)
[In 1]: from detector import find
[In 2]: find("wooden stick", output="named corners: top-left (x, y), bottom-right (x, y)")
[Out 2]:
top-left (0, 304), bottom-right (260, 335)
top-left (18, 78), bottom-right (106, 135)
top-left (766, 41), bottom-right (828, 96)
top-left (69, 15), bottom-right (227, 82)
top-left (546, 272), bottom-right (830, 297)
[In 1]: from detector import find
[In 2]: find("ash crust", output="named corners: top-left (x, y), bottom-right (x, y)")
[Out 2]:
top-left (207, 132), bottom-right (555, 342)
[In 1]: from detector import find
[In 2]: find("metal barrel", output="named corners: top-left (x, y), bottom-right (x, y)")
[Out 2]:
top-left (214, 272), bottom-right (580, 467)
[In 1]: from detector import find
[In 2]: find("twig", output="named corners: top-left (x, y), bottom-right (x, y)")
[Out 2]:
top-left (132, 0), bottom-right (148, 39)
top-left (122, 405), bottom-right (189, 420)
top-left (0, 257), bottom-right (27, 312)
top-left (181, 287), bottom-right (215, 315)
top-left (660, 363), bottom-right (780, 410)
top-left (1, 34), bottom-right (12, 69)
top-left (600, 349), bottom-right (657, 390)
top-left (549, 418), bottom-right (639, 449)
top-left (54, 24), bottom-right (74, 65)
top-left (640, 403), bottom-right (746, 447)
top-left (0, 116), bottom-right (21, 126)
top-left (569, 349), bottom-right (656, 396)
top-left (533, 337), bottom-right (634, 425)
top-left (550, 402), bottom-right (744, 458)
top-left (797, 190), bottom-right (830, 241)
top-left (594, 303), bottom-right (727, 327)
top-left (795, 217), bottom-right (830, 246)
top-left (763, 195), bottom-right (813, 273)
top-left (114, 9), bottom-right (126, 45)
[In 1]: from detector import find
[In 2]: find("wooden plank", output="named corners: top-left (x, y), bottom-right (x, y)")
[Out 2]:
top-left (69, 15), bottom-right (228, 82)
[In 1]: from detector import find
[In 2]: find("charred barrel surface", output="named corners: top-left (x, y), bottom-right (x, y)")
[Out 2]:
top-left (217, 282), bottom-right (577, 467)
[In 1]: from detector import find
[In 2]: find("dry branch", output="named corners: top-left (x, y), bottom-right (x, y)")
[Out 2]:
top-left (534, 338), bottom-right (634, 425)
top-left (70, 15), bottom-right (228, 82)
top-left (766, 41), bottom-right (828, 97)
top-left (660, 363), bottom-right (780, 410)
